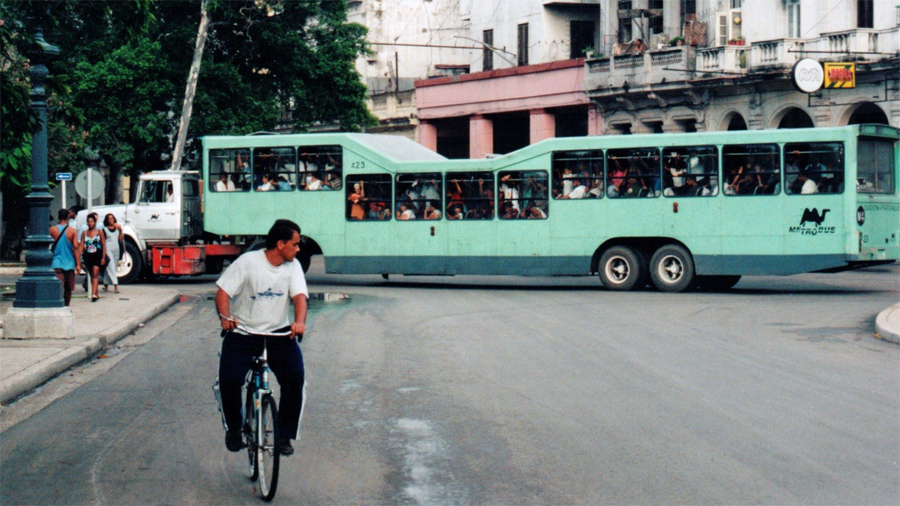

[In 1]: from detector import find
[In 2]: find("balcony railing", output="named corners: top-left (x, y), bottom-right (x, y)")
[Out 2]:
top-left (584, 28), bottom-right (897, 93)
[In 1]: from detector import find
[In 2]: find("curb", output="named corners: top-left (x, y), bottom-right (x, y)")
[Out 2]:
top-left (0, 292), bottom-right (180, 404)
top-left (875, 303), bottom-right (900, 345)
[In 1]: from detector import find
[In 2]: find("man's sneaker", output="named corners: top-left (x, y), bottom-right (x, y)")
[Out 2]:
top-left (277, 437), bottom-right (294, 456)
top-left (225, 429), bottom-right (243, 452)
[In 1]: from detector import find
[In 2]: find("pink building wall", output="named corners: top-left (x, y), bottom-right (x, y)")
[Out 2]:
top-left (415, 59), bottom-right (596, 158)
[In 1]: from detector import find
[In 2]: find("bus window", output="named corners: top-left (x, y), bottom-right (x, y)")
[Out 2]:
top-left (552, 150), bottom-right (603, 199)
top-left (253, 147), bottom-right (296, 192)
top-left (446, 172), bottom-right (495, 220)
top-left (857, 139), bottom-right (895, 194)
top-left (299, 146), bottom-right (342, 191)
top-left (396, 173), bottom-right (443, 221)
top-left (606, 148), bottom-right (660, 198)
top-left (499, 170), bottom-right (548, 219)
top-left (208, 148), bottom-right (250, 192)
top-left (662, 146), bottom-right (718, 197)
top-left (346, 174), bottom-right (392, 221)
top-left (722, 144), bottom-right (780, 196)
top-left (784, 142), bottom-right (844, 195)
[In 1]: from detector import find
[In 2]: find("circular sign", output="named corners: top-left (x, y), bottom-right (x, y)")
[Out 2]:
top-left (856, 206), bottom-right (865, 226)
top-left (791, 58), bottom-right (824, 93)
top-left (75, 168), bottom-right (105, 199)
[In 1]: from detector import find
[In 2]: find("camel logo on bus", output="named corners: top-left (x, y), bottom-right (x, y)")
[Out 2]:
top-left (790, 208), bottom-right (834, 235)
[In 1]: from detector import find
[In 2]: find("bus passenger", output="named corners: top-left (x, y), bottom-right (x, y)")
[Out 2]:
top-left (348, 182), bottom-right (365, 220)
top-left (607, 157), bottom-right (628, 197)
top-left (499, 174), bottom-right (520, 211)
top-left (790, 171), bottom-right (818, 194)
top-left (304, 173), bottom-right (323, 191)
top-left (216, 174), bottom-right (236, 192)
top-left (447, 204), bottom-right (463, 220)
top-left (398, 202), bottom-right (416, 220)
top-left (424, 201), bottom-right (442, 220)
top-left (500, 201), bottom-right (518, 220)
top-left (278, 175), bottom-right (293, 191)
top-left (560, 179), bottom-right (587, 199)
top-left (665, 152), bottom-right (687, 196)
top-left (257, 173), bottom-right (275, 192)
top-left (623, 177), bottom-right (649, 197)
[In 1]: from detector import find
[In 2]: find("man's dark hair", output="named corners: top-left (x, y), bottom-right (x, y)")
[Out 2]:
top-left (58, 209), bottom-right (69, 221)
top-left (266, 219), bottom-right (301, 249)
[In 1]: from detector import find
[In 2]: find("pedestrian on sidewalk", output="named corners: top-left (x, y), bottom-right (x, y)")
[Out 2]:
top-left (49, 208), bottom-right (81, 306)
top-left (101, 213), bottom-right (124, 294)
top-left (81, 213), bottom-right (107, 302)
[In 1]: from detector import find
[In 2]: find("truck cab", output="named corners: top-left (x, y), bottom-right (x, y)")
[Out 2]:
top-left (76, 171), bottom-right (205, 283)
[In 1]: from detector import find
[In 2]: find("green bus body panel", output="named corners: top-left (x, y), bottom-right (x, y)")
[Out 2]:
top-left (201, 125), bottom-right (900, 277)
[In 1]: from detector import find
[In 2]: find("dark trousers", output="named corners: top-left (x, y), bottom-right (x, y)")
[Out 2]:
top-left (218, 331), bottom-right (305, 439)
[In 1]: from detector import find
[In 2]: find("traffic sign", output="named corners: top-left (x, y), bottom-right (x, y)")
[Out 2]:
top-left (56, 172), bottom-right (72, 181)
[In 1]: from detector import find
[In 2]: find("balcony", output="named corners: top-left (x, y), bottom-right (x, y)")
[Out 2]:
top-left (584, 46), bottom-right (695, 92)
top-left (696, 46), bottom-right (748, 74)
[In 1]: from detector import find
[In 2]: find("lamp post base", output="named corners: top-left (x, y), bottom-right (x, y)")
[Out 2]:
top-left (3, 307), bottom-right (75, 340)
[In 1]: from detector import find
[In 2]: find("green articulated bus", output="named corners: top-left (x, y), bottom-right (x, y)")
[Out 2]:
top-left (202, 124), bottom-right (899, 292)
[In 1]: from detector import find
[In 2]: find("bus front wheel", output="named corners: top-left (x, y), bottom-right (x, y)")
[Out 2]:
top-left (649, 245), bottom-right (695, 292)
top-left (598, 246), bottom-right (647, 291)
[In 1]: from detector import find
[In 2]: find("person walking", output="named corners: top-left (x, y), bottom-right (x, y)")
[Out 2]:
top-left (81, 213), bottom-right (107, 302)
top-left (101, 213), bottom-right (124, 293)
top-left (49, 208), bottom-right (81, 306)
top-left (215, 219), bottom-right (309, 456)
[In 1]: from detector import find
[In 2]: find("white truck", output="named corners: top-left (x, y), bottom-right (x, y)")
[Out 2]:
top-left (75, 170), bottom-right (242, 283)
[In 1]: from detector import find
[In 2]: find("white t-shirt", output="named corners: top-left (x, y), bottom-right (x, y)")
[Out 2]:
top-left (801, 178), bottom-right (818, 194)
top-left (217, 250), bottom-right (309, 334)
top-left (567, 185), bottom-right (587, 199)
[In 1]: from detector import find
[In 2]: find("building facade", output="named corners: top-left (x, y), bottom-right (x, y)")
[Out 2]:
top-left (354, 1), bottom-right (898, 157)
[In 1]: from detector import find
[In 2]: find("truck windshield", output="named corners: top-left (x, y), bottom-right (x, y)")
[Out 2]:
top-left (857, 138), bottom-right (895, 194)
top-left (140, 180), bottom-right (174, 203)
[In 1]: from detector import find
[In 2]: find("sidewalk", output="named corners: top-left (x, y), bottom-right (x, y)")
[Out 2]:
top-left (0, 267), bottom-right (180, 404)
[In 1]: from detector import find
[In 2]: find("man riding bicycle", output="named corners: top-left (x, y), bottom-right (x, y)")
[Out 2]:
top-left (216, 219), bottom-right (308, 456)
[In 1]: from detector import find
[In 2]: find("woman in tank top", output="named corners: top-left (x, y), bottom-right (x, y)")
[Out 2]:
top-left (81, 213), bottom-right (107, 302)
top-left (102, 213), bottom-right (124, 293)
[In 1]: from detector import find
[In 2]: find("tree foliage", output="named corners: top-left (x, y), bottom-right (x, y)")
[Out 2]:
top-left (0, 0), bottom-right (373, 259)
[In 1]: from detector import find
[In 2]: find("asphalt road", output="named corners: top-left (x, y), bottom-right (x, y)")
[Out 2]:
top-left (2, 263), bottom-right (898, 505)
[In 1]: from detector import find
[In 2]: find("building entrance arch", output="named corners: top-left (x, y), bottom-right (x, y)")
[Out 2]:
top-left (776, 107), bottom-right (814, 129)
top-left (846, 102), bottom-right (889, 125)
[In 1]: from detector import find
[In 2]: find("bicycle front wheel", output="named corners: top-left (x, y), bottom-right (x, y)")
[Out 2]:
top-left (257, 394), bottom-right (280, 501)
top-left (245, 390), bottom-right (258, 481)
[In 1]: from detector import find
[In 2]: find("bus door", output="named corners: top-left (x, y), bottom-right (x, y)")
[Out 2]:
top-left (855, 135), bottom-right (899, 261)
top-left (393, 173), bottom-right (446, 274)
top-left (495, 170), bottom-right (551, 275)
top-left (443, 172), bottom-right (497, 275)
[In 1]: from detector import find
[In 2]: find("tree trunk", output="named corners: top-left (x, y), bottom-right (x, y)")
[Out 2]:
top-left (170, 0), bottom-right (210, 172)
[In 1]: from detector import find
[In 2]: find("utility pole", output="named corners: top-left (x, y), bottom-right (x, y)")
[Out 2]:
top-left (170, 0), bottom-right (210, 171)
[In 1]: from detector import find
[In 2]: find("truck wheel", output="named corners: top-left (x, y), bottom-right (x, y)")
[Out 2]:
top-left (649, 245), bottom-right (695, 292)
top-left (598, 246), bottom-right (647, 291)
top-left (117, 241), bottom-right (144, 284)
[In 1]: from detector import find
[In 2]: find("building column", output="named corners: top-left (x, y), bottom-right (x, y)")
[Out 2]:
top-left (587, 105), bottom-right (602, 136)
top-left (418, 121), bottom-right (438, 152)
top-left (529, 109), bottom-right (556, 144)
top-left (469, 114), bottom-right (493, 159)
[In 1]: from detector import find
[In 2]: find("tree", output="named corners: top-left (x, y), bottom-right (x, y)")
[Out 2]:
top-left (0, 0), bottom-right (373, 259)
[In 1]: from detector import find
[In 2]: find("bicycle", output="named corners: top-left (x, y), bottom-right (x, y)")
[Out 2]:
top-left (214, 325), bottom-right (291, 501)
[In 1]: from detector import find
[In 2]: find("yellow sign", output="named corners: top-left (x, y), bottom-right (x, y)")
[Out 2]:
top-left (824, 62), bottom-right (856, 89)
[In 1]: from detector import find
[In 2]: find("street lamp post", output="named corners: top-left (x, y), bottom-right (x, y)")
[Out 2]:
top-left (4, 26), bottom-right (75, 339)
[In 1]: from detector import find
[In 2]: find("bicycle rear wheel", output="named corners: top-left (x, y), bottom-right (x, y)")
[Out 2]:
top-left (258, 394), bottom-right (280, 501)
top-left (244, 390), bottom-right (258, 481)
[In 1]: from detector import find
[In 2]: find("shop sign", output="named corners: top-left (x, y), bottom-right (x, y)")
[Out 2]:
top-left (824, 62), bottom-right (855, 89)
top-left (791, 58), bottom-right (824, 93)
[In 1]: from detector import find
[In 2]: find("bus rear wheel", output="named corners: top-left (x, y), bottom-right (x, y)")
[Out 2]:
top-left (598, 246), bottom-right (647, 291)
top-left (649, 245), bottom-right (695, 292)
